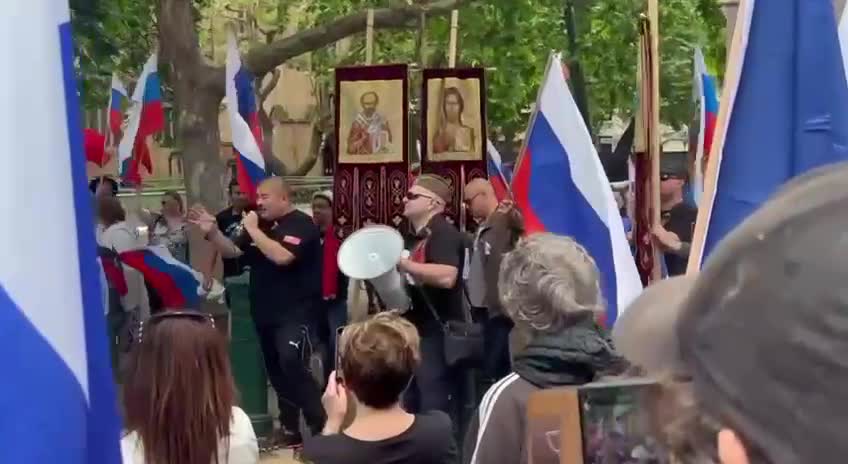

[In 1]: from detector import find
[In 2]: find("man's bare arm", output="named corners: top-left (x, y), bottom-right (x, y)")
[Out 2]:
top-left (206, 228), bottom-right (244, 258)
top-left (246, 226), bottom-right (295, 266)
top-left (401, 260), bottom-right (458, 289)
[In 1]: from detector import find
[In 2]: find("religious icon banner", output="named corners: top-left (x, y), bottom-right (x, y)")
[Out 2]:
top-left (333, 65), bottom-right (409, 239)
top-left (420, 68), bottom-right (487, 230)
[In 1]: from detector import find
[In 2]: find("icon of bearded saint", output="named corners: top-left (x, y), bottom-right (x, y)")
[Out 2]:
top-left (347, 91), bottom-right (392, 155)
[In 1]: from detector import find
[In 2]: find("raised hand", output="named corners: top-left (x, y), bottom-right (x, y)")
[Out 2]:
top-left (188, 204), bottom-right (216, 235)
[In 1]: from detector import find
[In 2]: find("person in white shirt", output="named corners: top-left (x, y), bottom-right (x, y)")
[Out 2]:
top-left (121, 310), bottom-right (258, 464)
top-left (96, 196), bottom-right (150, 327)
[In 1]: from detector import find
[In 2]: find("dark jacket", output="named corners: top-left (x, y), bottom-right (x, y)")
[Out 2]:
top-left (462, 318), bottom-right (626, 464)
top-left (467, 204), bottom-right (524, 317)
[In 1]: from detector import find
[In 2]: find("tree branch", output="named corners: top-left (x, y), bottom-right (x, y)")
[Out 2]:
top-left (244, 0), bottom-right (472, 76)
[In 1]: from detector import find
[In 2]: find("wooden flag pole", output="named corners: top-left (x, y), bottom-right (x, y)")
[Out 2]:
top-left (365, 9), bottom-right (375, 65)
top-left (647, 0), bottom-right (662, 281)
top-left (448, 10), bottom-right (459, 68)
top-left (686, 0), bottom-right (751, 274)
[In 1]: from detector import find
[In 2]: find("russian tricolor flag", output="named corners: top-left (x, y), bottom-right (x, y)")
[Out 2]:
top-left (691, 48), bottom-right (719, 206)
top-left (691, 0), bottom-right (848, 269)
top-left (512, 54), bottom-right (641, 326)
top-left (118, 53), bottom-right (164, 185)
top-left (0, 1), bottom-right (122, 461)
top-left (486, 139), bottom-right (512, 201)
top-left (119, 246), bottom-right (224, 310)
top-left (107, 73), bottom-right (127, 147)
top-left (227, 34), bottom-right (267, 201)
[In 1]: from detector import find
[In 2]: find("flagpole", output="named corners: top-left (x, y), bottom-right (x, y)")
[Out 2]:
top-left (648, 0), bottom-right (661, 230)
top-left (686, 0), bottom-right (751, 274)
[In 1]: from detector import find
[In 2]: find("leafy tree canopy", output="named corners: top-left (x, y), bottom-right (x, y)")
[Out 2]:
top-left (72, 0), bottom-right (724, 135)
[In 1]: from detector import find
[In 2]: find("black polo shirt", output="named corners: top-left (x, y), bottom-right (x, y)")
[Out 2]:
top-left (216, 206), bottom-right (246, 278)
top-left (403, 215), bottom-right (466, 335)
top-left (662, 201), bottom-right (697, 276)
top-left (237, 209), bottom-right (322, 326)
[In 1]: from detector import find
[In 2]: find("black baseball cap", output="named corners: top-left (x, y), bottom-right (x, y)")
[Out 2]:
top-left (613, 161), bottom-right (848, 463)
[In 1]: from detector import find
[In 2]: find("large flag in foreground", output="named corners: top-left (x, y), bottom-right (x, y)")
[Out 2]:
top-left (839, 2), bottom-right (848, 82)
top-left (690, 0), bottom-right (848, 269)
top-left (691, 48), bottom-right (719, 206)
top-left (226, 34), bottom-right (267, 201)
top-left (119, 53), bottom-right (164, 185)
top-left (0, 1), bottom-right (121, 462)
top-left (512, 54), bottom-right (642, 326)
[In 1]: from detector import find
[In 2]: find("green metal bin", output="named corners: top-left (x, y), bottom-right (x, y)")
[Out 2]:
top-left (226, 272), bottom-right (273, 437)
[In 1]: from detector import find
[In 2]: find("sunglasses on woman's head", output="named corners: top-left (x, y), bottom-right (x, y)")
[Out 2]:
top-left (137, 310), bottom-right (215, 343)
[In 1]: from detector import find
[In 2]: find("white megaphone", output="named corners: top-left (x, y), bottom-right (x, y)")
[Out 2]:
top-left (337, 225), bottom-right (410, 311)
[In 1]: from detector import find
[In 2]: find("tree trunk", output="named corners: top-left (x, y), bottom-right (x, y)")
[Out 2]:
top-left (155, 0), bottom-right (470, 210)
top-left (158, 0), bottom-right (227, 210)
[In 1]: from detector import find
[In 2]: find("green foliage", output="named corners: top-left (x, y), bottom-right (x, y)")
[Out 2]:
top-left (72, 0), bottom-right (725, 133)
top-left (71, 0), bottom-right (156, 108)
top-left (581, 0), bottom-right (725, 130)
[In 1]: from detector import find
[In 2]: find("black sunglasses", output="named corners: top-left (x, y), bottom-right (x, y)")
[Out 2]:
top-left (137, 310), bottom-right (215, 343)
top-left (660, 173), bottom-right (686, 181)
top-left (406, 192), bottom-right (434, 201)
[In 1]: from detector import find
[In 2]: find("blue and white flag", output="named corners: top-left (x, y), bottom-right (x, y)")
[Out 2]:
top-left (693, 0), bottom-right (848, 267)
top-left (0, 2), bottom-right (122, 462)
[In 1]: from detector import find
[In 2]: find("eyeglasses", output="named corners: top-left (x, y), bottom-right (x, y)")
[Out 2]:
top-left (463, 192), bottom-right (482, 205)
top-left (137, 310), bottom-right (215, 343)
top-left (406, 192), bottom-right (433, 201)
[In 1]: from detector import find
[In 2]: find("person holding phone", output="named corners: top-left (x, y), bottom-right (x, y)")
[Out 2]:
top-left (304, 312), bottom-right (458, 464)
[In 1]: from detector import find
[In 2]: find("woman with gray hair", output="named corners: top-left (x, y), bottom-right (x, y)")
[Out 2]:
top-left (463, 233), bottom-right (626, 464)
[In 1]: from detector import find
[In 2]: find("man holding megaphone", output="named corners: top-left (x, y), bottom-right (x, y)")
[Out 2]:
top-left (397, 174), bottom-right (467, 425)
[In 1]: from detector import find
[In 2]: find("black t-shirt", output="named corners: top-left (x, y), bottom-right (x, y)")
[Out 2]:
top-left (662, 201), bottom-right (697, 276)
top-left (216, 207), bottom-right (246, 278)
top-left (302, 411), bottom-right (457, 464)
top-left (237, 209), bottom-right (322, 326)
top-left (403, 215), bottom-right (466, 335)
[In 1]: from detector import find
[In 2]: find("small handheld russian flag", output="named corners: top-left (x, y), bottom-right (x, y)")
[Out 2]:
top-left (118, 53), bottom-right (164, 185)
top-left (691, 48), bottom-right (718, 206)
top-left (119, 246), bottom-right (225, 310)
top-left (107, 73), bottom-right (127, 148)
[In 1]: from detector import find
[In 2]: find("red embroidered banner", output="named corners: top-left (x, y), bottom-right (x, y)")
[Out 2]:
top-left (420, 68), bottom-right (487, 230)
top-left (333, 65), bottom-right (410, 240)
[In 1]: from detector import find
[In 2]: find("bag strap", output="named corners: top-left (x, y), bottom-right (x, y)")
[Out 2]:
top-left (409, 239), bottom-right (475, 328)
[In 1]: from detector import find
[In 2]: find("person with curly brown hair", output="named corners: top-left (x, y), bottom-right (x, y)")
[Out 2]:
top-left (304, 312), bottom-right (458, 464)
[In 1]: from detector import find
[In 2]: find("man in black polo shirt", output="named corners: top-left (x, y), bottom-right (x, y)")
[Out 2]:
top-left (653, 165), bottom-right (698, 276)
top-left (398, 174), bottom-right (466, 418)
top-left (189, 177), bottom-right (325, 447)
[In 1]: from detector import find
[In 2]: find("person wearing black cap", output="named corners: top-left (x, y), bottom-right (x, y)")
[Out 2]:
top-left (653, 154), bottom-right (697, 276)
top-left (613, 161), bottom-right (848, 464)
top-left (398, 174), bottom-right (466, 422)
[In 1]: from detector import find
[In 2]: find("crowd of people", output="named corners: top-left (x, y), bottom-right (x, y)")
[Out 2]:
top-left (91, 157), bottom-right (848, 464)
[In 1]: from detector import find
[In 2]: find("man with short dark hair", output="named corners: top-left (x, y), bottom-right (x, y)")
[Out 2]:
top-left (311, 190), bottom-right (348, 376)
top-left (190, 177), bottom-right (325, 448)
top-left (203, 181), bottom-right (250, 287)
